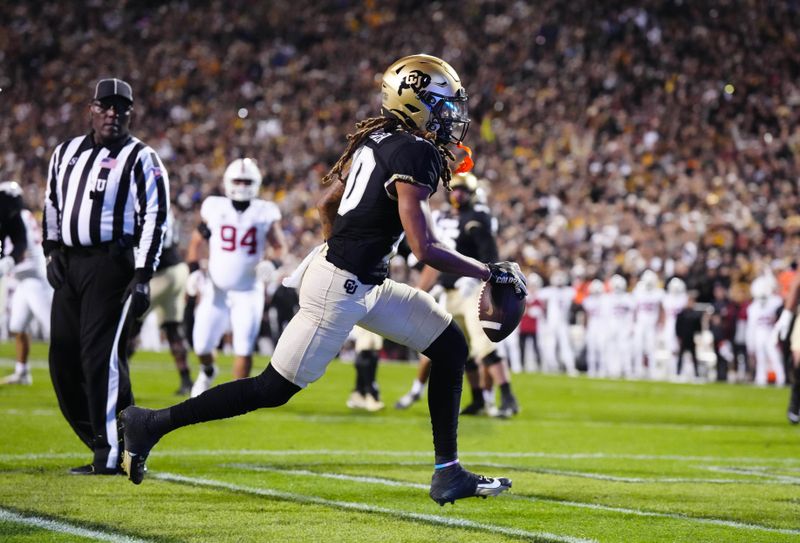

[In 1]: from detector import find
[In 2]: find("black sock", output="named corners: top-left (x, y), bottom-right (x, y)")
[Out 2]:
top-left (179, 368), bottom-right (191, 384)
top-left (500, 382), bottom-right (512, 401)
top-left (470, 386), bottom-right (483, 406)
top-left (166, 364), bottom-right (299, 433)
top-left (423, 322), bottom-right (467, 464)
top-left (202, 364), bottom-right (215, 377)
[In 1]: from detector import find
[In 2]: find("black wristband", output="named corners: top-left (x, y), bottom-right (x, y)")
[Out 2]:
top-left (188, 261), bottom-right (200, 273)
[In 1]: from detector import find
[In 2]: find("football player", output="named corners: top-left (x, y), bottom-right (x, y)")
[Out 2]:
top-left (538, 269), bottom-right (577, 375)
top-left (519, 272), bottom-right (544, 372)
top-left (581, 279), bottom-right (606, 377)
top-left (186, 158), bottom-right (286, 396)
top-left (662, 277), bottom-right (688, 376)
top-left (120, 54), bottom-right (525, 506)
top-left (395, 172), bottom-right (520, 418)
top-left (746, 276), bottom-right (784, 386)
top-left (0, 182), bottom-right (43, 386)
top-left (603, 274), bottom-right (635, 378)
top-left (632, 269), bottom-right (665, 379)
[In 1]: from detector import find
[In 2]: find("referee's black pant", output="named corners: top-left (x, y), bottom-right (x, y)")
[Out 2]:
top-left (49, 246), bottom-right (134, 471)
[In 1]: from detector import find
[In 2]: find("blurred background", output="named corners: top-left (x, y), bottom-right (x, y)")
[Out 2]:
top-left (3, 0), bottom-right (800, 383)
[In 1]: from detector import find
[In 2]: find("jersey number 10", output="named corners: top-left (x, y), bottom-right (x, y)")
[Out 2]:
top-left (220, 225), bottom-right (257, 254)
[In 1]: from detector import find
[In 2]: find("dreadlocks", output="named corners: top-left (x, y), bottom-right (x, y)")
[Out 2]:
top-left (322, 116), bottom-right (457, 191)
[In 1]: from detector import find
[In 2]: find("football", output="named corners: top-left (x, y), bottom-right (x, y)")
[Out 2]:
top-left (478, 281), bottom-right (525, 342)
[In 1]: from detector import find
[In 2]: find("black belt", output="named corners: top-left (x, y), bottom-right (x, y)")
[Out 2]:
top-left (63, 236), bottom-right (134, 257)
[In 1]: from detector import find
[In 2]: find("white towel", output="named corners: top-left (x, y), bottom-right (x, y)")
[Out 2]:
top-left (282, 243), bottom-right (325, 289)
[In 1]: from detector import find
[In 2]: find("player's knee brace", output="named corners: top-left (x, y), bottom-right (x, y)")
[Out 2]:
top-left (251, 364), bottom-right (301, 408)
top-left (423, 321), bottom-right (469, 370)
top-left (482, 350), bottom-right (503, 367)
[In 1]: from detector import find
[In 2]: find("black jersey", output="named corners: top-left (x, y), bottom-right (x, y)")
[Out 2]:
top-left (436, 203), bottom-right (498, 289)
top-left (326, 129), bottom-right (442, 284)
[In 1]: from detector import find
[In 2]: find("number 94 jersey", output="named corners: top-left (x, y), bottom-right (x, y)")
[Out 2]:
top-left (202, 196), bottom-right (281, 291)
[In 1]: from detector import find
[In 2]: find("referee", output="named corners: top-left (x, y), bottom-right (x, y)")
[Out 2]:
top-left (43, 78), bottom-right (169, 475)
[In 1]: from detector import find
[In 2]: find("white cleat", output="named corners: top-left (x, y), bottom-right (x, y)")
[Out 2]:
top-left (346, 391), bottom-right (366, 409)
top-left (364, 393), bottom-right (385, 412)
top-left (190, 366), bottom-right (218, 398)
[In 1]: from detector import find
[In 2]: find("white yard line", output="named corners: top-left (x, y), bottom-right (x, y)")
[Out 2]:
top-left (702, 465), bottom-right (800, 484)
top-left (228, 464), bottom-right (800, 537)
top-left (0, 508), bottom-right (150, 543)
top-left (154, 472), bottom-right (596, 543)
top-left (3, 448), bottom-right (800, 466)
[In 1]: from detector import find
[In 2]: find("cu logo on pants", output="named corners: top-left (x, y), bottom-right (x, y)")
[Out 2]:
top-left (343, 279), bottom-right (357, 294)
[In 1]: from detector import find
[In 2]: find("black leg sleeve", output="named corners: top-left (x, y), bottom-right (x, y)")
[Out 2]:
top-left (166, 364), bottom-right (300, 431)
top-left (422, 321), bottom-right (468, 465)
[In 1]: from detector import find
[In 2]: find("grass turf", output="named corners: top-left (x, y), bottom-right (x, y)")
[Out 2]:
top-left (0, 342), bottom-right (798, 542)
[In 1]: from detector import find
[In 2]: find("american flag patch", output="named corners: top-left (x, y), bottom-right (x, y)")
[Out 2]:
top-left (151, 168), bottom-right (162, 177)
top-left (100, 157), bottom-right (117, 168)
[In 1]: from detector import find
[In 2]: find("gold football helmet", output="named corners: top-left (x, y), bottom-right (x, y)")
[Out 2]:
top-left (449, 172), bottom-right (479, 192)
top-left (381, 54), bottom-right (469, 144)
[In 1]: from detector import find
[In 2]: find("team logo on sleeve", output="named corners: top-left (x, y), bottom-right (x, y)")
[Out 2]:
top-left (398, 70), bottom-right (431, 96)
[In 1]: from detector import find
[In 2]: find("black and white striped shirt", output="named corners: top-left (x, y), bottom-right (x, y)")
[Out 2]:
top-left (43, 133), bottom-right (169, 272)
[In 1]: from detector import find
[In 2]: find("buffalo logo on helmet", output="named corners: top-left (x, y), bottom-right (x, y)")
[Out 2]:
top-left (398, 70), bottom-right (431, 96)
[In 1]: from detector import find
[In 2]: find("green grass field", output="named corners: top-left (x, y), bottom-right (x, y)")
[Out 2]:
top-left (0, 342), bottom-right (799, 543)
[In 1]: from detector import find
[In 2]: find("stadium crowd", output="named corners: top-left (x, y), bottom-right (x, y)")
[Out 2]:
top-left (3, 1), bottom-right (800, 386)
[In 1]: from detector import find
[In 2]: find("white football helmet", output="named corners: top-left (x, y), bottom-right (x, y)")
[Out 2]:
top-left (750, 277), bottom-right (768, 300)
top-left (640, 269), bottom-right (659, 290)
top-left (223, 158), bottom-right (262, 202)
top-left (527, 272), bottom-right (543, 290)
top-left (588, 279), bottom-right (605, 295)
top-left (381, 54), bottom-right (469, 144)
top-left (550, 270), bottom-right (568, 287)
top-left (610, 274), bottom-right (627, 293)
top-left (667, 277), bottom-right (686, 294)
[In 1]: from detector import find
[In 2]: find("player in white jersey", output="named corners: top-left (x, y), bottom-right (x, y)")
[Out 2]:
top-left (662, 277), bottom-right (688, 376)
top-left (2, 206), bottom-right (54, 385)
top-left (581, 279), bottom-right (606, 377)
top-left (746, 277), bottom-right (785, 386)
top-left (632, 270), bottom-right (665, 379)
top-left (538, 269), bottom-right (577, 375)
top-left (187, 158), bottom-right (287, 396)
top-left (603, 274), bottom-right (636, 378)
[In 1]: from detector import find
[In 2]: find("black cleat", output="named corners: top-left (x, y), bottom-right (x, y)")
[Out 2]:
top-left (489, 395), bottom-right (520, 419)
top-left (789, 386), bottom-right (800, 425)
top-left (429, 464), bottom-right (512, 506)
top-left (118, 406), bottom-right (161, 484)
top-left (68, 464), bottom-right (124, 476)
top-left (460, 402), bottom-right (486, 416)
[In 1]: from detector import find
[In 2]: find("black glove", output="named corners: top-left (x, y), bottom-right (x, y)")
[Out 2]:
top-left (46, 249), bottom-right (67, 289)
top-left (123, 269), bottom-right (152, 320)
top-left (487, 261), bottom-right (528, 299)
